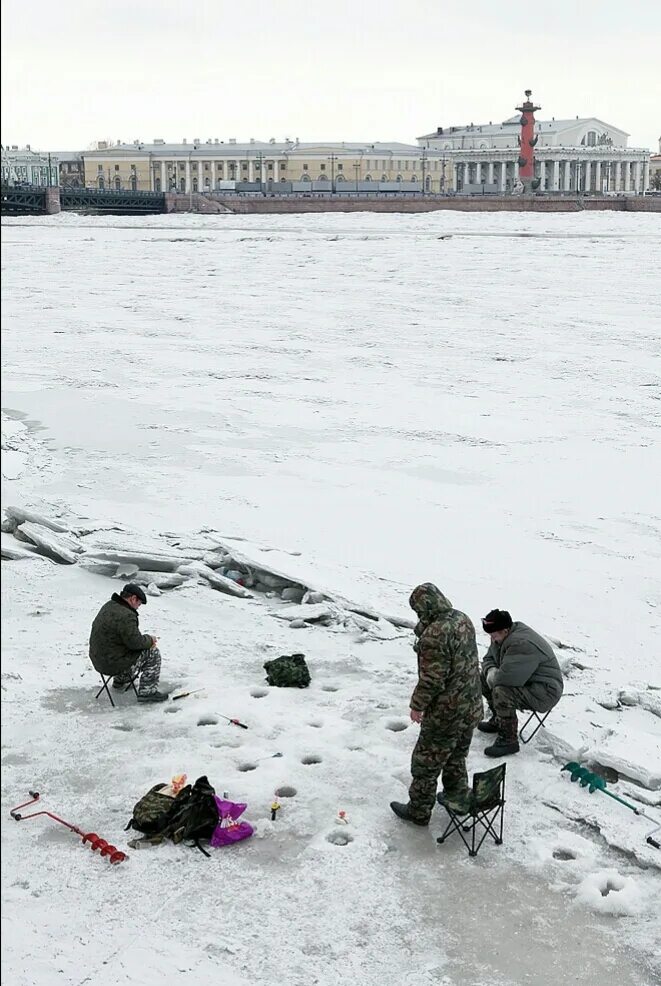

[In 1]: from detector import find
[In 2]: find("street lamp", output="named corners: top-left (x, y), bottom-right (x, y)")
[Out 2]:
top-left (420, 149), bottom-right (427, 195)
top-left (328, 153), bottom-right (338, 193)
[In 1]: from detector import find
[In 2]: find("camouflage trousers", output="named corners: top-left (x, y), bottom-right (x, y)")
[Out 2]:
top-left (481, 670), bottom-right (559, 720)
top-left (408, 720), bottom-right (475, 824)
top-left (113, 647), bottom-right (161, 696)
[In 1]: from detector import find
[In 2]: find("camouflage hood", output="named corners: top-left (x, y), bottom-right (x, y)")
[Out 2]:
top-left (409, 583), bottom-right (453, 633)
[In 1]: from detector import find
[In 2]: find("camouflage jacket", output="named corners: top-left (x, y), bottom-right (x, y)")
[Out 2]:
top-left (409, 583), bottom-right (483, 729)
top-left (89, 594), bottom-right (154, 675)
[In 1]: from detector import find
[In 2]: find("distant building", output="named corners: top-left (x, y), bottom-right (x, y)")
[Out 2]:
top-left (82, 139), bottom-right (452, 193)
top-left (418, 113), bottom-right (650, 194)
top-left (649, 138), bottom-right (661, 191)
top-left (1, 145), bottom-right (59, 186)
top-left (56, 152), bottom-right (85, 187)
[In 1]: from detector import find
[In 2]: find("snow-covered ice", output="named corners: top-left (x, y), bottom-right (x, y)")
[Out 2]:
top-left (1, 210), bottom-right (660, 986)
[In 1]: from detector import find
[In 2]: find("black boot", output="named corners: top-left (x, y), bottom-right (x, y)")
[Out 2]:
top-left (484, 716), bottom-right (520, 757)
top-left (389, 802), bottom-right (429, 826)
top-left (137, 690), bottom-right (169, 704)
top-left (477, 715), bottom-right (499, 734)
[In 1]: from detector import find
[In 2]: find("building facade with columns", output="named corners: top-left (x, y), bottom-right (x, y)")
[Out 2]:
top-left (82, 139), bottom-right (452, 193)
top-left (418, 116), bottom-right (650, 194)
top-left (1, 145), bottom-right (59, 186)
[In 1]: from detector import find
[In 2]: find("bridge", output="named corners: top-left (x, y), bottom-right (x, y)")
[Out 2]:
top-left (1, 185), bottom-right (166, 216)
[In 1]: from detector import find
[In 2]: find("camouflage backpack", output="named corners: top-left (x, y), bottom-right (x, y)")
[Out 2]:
top-left (263, 653), bottom-right (311, 688)
top-left (126, 782), bottom-right (191, 835)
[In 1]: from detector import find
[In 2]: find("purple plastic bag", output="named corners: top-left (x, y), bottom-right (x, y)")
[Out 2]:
top-left (209, 797), bottom-right (254, 848)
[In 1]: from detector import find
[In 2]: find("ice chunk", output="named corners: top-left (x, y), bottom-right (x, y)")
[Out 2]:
top-left (1, 534), bottom-right (41, 560)
top-left (4, 505), bottom-right (69, 533)
top-left (17, 522), bottom-right (82, 565)
top-left (272, 603), bottom-right (336, 623)
top-left (282, 587), bottom-right (305, 603)
top-left (131, 571), bottom-right (188, 589)
top-left (617, 689), bottom-right (661, 719)
top-left (81, 547), bottom-right (189, 573)
top-left (178, 562), bottom-right (252, 598)
top-left (587, 727), bottom-right (661, 790)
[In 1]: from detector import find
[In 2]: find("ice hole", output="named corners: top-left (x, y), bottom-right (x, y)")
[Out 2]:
top-left (275, 786), bottom-right (297, 798)
top-left (164, 705), bottom-right (181, 714)
top-left (251, 688), bottom-right (269, 698)
top-left (301, 755), bottom-right (322, 765)
top-left (197, 716), bottom-right (218, 726)
top-left (308, 720), bottom-right (323, 728)
top-left (326, 831), bottom-right (354, 846)
top-left (553, 848), bottom-right (577, 861)
top-left (321, 686), bottom-right (338, 693)
top-left (237, 763), bottom-right (257, 772)
top-left (111, 723), bottom-right (133, 732)
top-left (601, 879), bottom-right (623, 897)
top-left (386, 720), bottom-right (409, 732)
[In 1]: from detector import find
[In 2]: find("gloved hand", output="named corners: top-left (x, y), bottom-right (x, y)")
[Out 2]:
top-left (486, 668), bottom-right (497, 689)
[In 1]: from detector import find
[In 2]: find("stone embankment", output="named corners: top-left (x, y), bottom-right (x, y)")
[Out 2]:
top-left (201, 194), bottom-right (661, 215)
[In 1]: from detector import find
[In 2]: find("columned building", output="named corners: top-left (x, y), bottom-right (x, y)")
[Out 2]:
top-left (418, 116), bottom-right (650, 194)
top-left (82, 139), bottom-right (452, 193)
top-left (1, 145), bottom-right (59, 186)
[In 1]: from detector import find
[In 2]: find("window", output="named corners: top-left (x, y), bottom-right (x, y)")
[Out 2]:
top-left (320, 163), bottom-right (326, 170)
top-left (204, 163), bottom-right (209, 170)
top-left (337, 163), bottom-right (343, 171)
top-left (180, 178), bottom-right (186, 191)
top-left (114, 177), bottom-right (121, 189)
top-left (97, 164), bottom-right (103, 172)
top-left (130, 164), bottom-right (136, 171)
top-left (115, 165), bottom-right (120, 171)
top-left (180, 163), bottom-right (185, 171)
top-left (303, 163), bottom-right (308, 170)
top-left (268, 163), bottom-right (273, 170)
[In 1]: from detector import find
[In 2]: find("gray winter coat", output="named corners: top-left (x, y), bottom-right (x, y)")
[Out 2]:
top-left (482, 622), bottom-right (563, 700)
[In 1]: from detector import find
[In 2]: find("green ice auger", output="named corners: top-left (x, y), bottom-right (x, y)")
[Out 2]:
top-left (562, 762), bottom-right (660, 849)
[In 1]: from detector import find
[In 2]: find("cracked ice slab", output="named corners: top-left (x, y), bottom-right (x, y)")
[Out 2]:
top-left (588, 726), bottom-right (661, 790)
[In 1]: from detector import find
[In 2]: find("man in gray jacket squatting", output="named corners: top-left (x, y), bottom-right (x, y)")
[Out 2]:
top-left (479, 609), bottom-right (563, 757)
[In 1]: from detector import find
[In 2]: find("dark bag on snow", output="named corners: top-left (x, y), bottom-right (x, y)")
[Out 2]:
top-left (126, 776), bottom-right (220, 855)
top-left (160, 775), bottom-right (220, 856)
top-left (263, 653), bottom-right (311, 688)
top-left (126, 782), bottom-right (191, 835)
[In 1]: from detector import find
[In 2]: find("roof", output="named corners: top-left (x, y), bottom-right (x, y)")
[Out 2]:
top-left (83, 139), bottom-right (446, 158)
top-left (418, 117), bottom-right (630, 140)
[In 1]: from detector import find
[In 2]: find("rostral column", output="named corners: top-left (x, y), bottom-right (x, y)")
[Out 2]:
top-left (516, 89), bottom-right (541, 193)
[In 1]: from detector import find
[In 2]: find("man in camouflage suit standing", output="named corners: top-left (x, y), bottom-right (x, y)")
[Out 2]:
top-left (390, 583), bottom-right (483, 826)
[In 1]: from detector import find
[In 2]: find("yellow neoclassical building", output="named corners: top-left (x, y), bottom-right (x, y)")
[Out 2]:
top-left (82, 139), bottom-right (453, 193)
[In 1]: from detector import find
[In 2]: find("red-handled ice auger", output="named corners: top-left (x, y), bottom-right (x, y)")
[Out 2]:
top-left (9, 791), bottom-right (127, 864)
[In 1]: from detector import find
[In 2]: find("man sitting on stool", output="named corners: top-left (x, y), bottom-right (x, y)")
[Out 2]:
top-left (479, 609), bottom-right (563, 757)
top-left (89, 583), bottom-right (168, 704)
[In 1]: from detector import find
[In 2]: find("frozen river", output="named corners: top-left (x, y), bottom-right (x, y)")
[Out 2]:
top-left (2, 210), bottom-right (660, 986)
top-left (2, 210), bottom-right (660, 669)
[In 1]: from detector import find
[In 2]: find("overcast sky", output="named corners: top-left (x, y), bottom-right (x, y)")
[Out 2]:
top-left (2, 0), bottom-right (659, 153)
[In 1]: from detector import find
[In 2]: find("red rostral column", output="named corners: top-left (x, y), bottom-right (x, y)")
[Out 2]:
top-left (516, 89), bottom-right (541, 192)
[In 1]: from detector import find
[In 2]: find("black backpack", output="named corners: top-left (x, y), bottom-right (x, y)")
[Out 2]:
top-left (161, 775), bottom-right (220, 856)
top-left (126, 776), bottom-right (219, 856)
